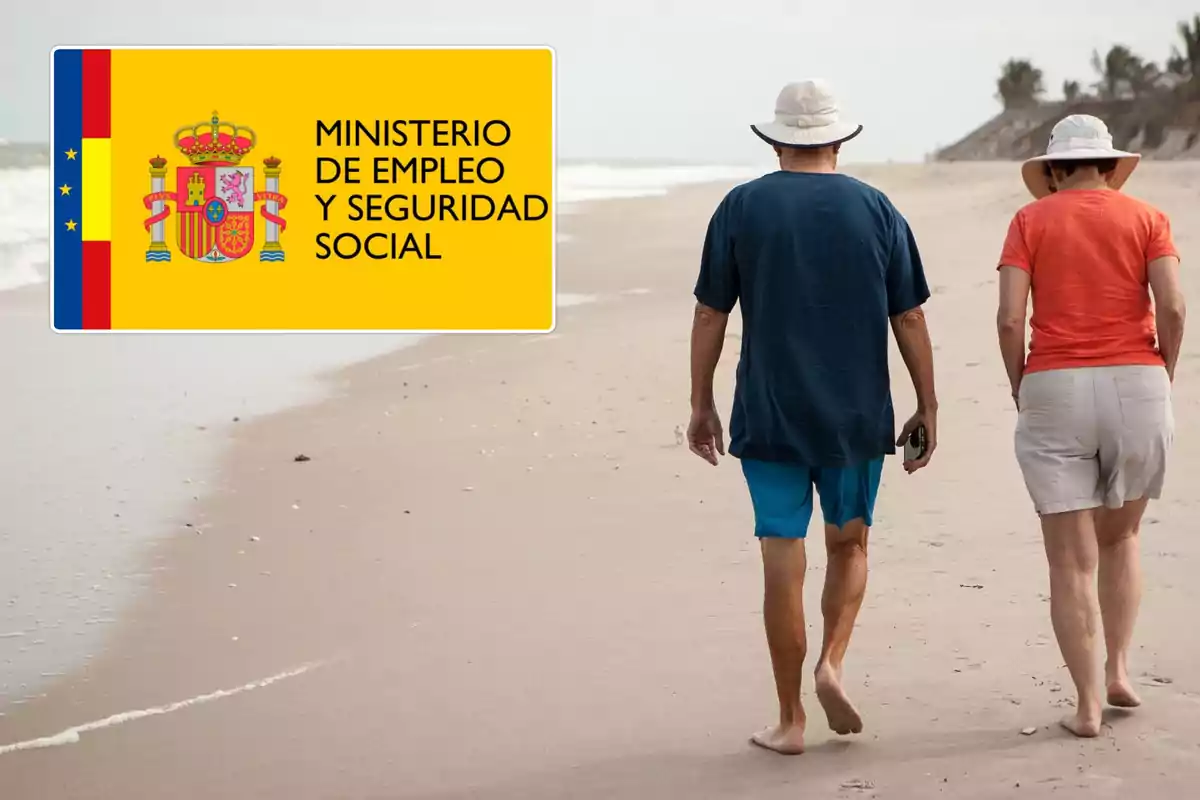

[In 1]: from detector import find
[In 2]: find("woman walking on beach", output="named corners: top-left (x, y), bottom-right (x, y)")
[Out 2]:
top-left (996, 115), bottom-right (1185, 738)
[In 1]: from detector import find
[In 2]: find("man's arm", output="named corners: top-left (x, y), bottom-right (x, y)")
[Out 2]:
top-left (691, 302), bottom-right (729, 412)
top-left (688, 193), bottom-right (739, 465)
top-left (891, 306), bottom-right (937, 412)
top-left (890, 305), bottom-right (938, 472)
top-left (997, 265), bottom-right (1032, 402)
top-left (688, 302), bottom-right (729, 465)
top-left (884, 208), bottom-right (937, 471)
top-left (1149, 255), bottom-right (1185, 381)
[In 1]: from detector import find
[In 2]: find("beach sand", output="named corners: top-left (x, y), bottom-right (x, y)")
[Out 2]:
top-left (2, 162), bottom-right (1200, 798)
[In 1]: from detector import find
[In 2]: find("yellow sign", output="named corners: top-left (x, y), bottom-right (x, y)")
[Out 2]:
top-left (51, 47), bottom-right (555, 332)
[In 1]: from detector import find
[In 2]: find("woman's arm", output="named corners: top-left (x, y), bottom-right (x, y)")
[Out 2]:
top-left (1148, 256), bottom-right (1185, 381)
top-left (997, 266), bottom-right (1032, 405)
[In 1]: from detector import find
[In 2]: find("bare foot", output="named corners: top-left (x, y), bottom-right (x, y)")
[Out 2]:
top-left (1059, 711), bottom-right (1102, 738)
top-left (815, 666), bottom-right (864, 735)
top-left (1106, 679), bottom-right (1142, 708)
top-left (750, 724), bottom-right (806, 755)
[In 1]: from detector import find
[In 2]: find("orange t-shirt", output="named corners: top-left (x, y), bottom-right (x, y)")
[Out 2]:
top-left (998, 189), bottom-right (1179, 374)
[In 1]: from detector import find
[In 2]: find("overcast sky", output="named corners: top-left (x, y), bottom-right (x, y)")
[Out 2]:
top-left (3, 0), bottom-right (1196, 162)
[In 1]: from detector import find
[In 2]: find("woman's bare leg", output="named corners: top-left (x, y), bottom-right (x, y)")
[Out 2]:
top-left (1095, 498), bottom-right (1149, 707)
top-left (1041, 509), bottom-right (1103, 737)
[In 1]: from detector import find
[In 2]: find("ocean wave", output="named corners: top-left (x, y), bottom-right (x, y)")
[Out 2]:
top-left (0, 167), bottom-right (49, 291)
top-left (557, 163), bottom-right (764, 206)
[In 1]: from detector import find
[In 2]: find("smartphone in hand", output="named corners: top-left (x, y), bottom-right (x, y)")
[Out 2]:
top-left (903, 425), bottom-right (927, 462)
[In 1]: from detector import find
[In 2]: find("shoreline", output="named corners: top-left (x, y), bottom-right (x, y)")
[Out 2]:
top-left (0, 184), bottom-right (717, 758)
top-left (0, 182), bottom-right (711, 715)
top-left (3, 164), bottom-right (1200, 798)
top-left (1, 151), bottom-right (736, 707)
top-left (0, 284), bottom-right (430, 709)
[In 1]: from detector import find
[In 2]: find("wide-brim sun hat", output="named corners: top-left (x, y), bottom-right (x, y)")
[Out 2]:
top-left (1021, 114), bottom-right (1140, 199)
top-left (751, 79), bottom-right (863, 149)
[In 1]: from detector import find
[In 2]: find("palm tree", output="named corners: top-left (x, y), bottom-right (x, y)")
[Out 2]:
top-left (1063, 80), bottom-right (1083, 104)
top-left (1176, 14), bottom-right (1200, 76)
top-left (996, 59), bottom-right (1045, 109)
top-left (1129, 60), bottom-right (1163, 98)
top-left (1169, 14), bottom-right (1200, 95)
top-left (1168, 50), bottom-right (1189, 78)
top-left (1091, 45), bottom-right (1142, 99)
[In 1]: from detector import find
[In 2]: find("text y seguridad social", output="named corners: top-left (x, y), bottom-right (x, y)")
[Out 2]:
top-left (313, 119), bottom-right (549, 261)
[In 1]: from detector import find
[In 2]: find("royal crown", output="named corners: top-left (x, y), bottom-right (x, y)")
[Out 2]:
top-left (173, 111), bottom-right (257, 166)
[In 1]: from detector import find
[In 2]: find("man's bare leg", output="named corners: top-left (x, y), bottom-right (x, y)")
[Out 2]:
top-left (814, 519), bottom-right (868, 736)
top-left (1042, 509), bottom-right (1103, 737)
top-left (1095, 498), bottom-right (1149, 708)
top-left (751, 537), bottom-right (808, 755)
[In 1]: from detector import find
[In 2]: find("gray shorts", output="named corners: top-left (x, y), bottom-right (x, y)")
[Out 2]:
top-left (1015, 365), bottom-right (1174, 515)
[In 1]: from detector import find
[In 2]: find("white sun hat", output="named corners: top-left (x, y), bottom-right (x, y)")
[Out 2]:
top-left (750, 79), bottom-right (863, 149)
top-left (1021, 114), bottom-right (1140, 199)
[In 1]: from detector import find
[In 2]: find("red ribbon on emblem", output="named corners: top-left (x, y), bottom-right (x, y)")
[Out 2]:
top-left (254, 191), bottom-right (289, 231)
top-left (142, 191), bottom-right (174, 230)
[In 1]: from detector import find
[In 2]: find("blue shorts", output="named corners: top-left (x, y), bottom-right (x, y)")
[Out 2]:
top-left (741, 457), bottom-right (884, 539)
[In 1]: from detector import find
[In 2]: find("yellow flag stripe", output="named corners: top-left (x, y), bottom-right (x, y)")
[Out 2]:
top-left (81, 137), bottom-right (112, 242)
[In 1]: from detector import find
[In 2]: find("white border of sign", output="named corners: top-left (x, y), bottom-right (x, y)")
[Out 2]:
top-left (48, 44), bottom-right (558, 334)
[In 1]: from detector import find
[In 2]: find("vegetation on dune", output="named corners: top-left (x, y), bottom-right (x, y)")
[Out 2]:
top-left (940, 16), bottom-right (1200, 160)
top-left (996, 59), bottom-right (1045, 109)
top-left (1170, 13), bottom-right (1200, 96)
top-left (996, 14), bottom-right (1200, 109)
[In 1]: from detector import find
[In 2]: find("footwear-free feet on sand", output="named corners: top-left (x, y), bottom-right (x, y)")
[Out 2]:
top-left (815, 667), bottom-right (864, 736)
top-left (750, 724), bottom-right (807, 755)
top-left (1059, 709), bottom-right (1103, 738)
top-left (1106, 678), bottom-right (1143, 708)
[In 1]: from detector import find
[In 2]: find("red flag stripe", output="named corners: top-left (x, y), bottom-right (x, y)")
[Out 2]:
top-left (81, 50), bottom-right (111, 138)
top-left (82, 241), bottom-right (111, 329)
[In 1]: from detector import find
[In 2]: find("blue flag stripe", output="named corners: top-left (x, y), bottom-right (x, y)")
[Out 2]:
top-left (53, 48), bottom-right (83, 331)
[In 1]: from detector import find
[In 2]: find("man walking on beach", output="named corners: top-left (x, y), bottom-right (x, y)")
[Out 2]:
top-left (687, 80), bottom-right (938, 755)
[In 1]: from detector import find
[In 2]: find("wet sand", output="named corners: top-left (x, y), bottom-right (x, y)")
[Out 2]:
top-left (2, 163), bottom-right (1200, 798)
top-left (0, 283), bottom-right (422, 704)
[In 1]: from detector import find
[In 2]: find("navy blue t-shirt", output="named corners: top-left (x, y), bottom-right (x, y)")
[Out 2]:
top-left (694, 170), bottom-right (930, 467)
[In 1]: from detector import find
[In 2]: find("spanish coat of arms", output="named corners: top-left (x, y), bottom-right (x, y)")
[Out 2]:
top-left (142, 112), bottom-right (288, 263)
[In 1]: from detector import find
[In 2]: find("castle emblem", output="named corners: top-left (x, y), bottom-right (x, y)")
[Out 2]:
top-left (142, 112), bottom-right (288, 263)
